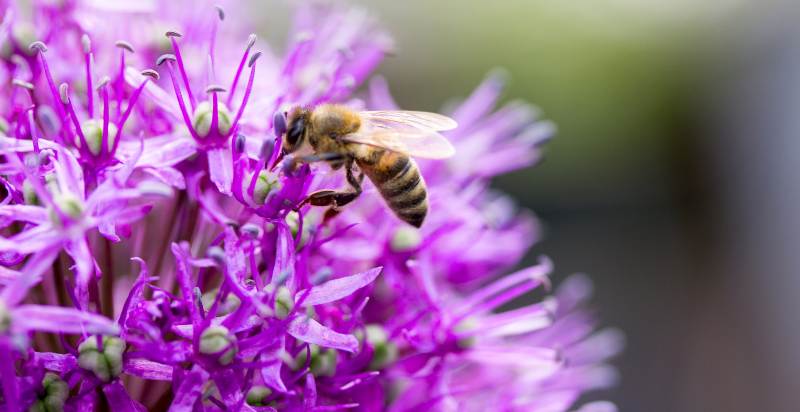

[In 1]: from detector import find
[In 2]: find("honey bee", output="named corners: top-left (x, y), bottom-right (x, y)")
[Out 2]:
top-left (283, 104), bottom-right (457, 227)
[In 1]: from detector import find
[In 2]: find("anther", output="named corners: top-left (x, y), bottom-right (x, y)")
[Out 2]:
top-left (58, 83), bottom-right (69, 104)
top-left (141, 69), bottom-right (160, 80)
top-left (205, 84), bottom-right (227, 94)
top-left (12, 79), bottom-right (34, 91)
top-left (247, 51), bottom-right (262, 68)
top-left (165, 30), bottom-right (182, 38)
top-left (273, 111), bottom-right (287, 138)
top-left (115, 40), bottom-right (135, 53)
top-left (246, 34), bottom-right (257, 50)
top-left (260, 138), bottom-right (275, 161)
top-left (207, 246), bottom-right (226, 264)
top-left (156, 54), bottom-right (176, 66)
top-left (234, 134), bottom-right (246, 153)
top-left (240, 223), bottom-right (262, 238)
top-left (96, 76), bottom-right (111, 90)
top-left (215, 5), bottom-right (225, 21)
top-left (81, 34), bottom-right (91, 54)
top-left (28, 41), bottom-right (48, 53)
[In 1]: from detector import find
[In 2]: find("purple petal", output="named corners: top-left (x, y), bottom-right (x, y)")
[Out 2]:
top-left (103, 381), bottom-right (147, 412)
top-left (0, 266), bottom-right (21, 285)
top-left (0, 224), bottom-right (60, 254)
top-left (13, 305), bottom-right (119, 335)
top-left (368, 76), bottom-right (399, 110)
top-left (66, 238), bottom-right (94, 310)
top-left (297, 267), bottom-right (382, 306)
top-left (271, 222), bottom-right (295, 288)
top-left (304, 373), bottom-right (317, 410)
top-left (451, 71), bottom-right (506, 131)
top-left (142, 167), bottom-right (186, 189)
top-left (0, 341), bottom-right (19, 411)
top-left (0, 205), bottom-right (48, 224)
top-left (99, 221), bottom-right (120, 242)
top-left (288, 316), bottom-right (359, 352)
top-left (208, 148), bottom-right (234, 195)
top-left (572, 401), bottom-right (619, 412)
top-left (33, 352), bottom-right (77, 372)
top-left (1, 246), bottom-right (59, 306)
top-left (131, 135), bottom-right (197, 168)
top-left (123, 358), bottom-right (173, 381)
top-left (169, 366), bottom-right (209, 412)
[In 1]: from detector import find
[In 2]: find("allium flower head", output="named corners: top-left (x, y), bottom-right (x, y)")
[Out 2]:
top-left (0, 1), bottom-right (622, 411)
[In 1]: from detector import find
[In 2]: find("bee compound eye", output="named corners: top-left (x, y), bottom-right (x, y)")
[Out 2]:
top-left (286, 117), bottom-right (305, 147)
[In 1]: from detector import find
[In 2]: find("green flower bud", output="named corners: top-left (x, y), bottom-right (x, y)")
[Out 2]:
top-left (28, 373), bottom-right (69, 412)
top-left (0, 300), bottom-right (11, 333)
top-left (290, 343), bottom-right (336, 376)
top-left (75, 119), bottom-right (118, 156)
top-left (246, 385), bottom-right (273, 406)
top-left (192, 101), bottom-right (232, 138)
top-left (2, 23), bottom-right (37, 57)
top-left (285, 211), bottom-right (311, 248)
top-left (249, 171), bottom-right (281, 205)
top-left (390, 226), bottom-right (422, 253)
top-left (364, 324), bottom-right (397, 370)
top-left (48, 193), bottom-right (83, 227)
top-left (273, 286), bottom-right (295, 320)
top-left (310, 347), bottom-right (338, 377)
top-left (200, 289), bottom-right (241, 316)
top-left (78, 336), bottom-right (126, 382)
top-left (453, 318), bottom-right (479, 349)
top-left (199, 325), bottom-right (237, 365)
top-left (22, 180), bottom-right (39, 206)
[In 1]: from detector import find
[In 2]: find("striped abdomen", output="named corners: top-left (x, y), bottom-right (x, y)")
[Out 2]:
top-left (356, 150), bottom-right (428, 227)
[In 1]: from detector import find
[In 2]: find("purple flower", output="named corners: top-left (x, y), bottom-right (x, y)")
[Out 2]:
top-left (0, 1), bottom-right (621, 411)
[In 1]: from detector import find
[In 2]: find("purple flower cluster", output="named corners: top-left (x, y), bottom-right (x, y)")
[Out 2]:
top-left (0, 1), bottom-right (622, 411)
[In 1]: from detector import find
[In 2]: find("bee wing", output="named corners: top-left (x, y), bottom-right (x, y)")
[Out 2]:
top-left (360, 110), bottom-right (458, 131)
top-left (341, 111), bottom-right (457, 159)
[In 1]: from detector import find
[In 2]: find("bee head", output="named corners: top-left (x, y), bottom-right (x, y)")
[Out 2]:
top-left (283, 108), bottom-right (309, 153)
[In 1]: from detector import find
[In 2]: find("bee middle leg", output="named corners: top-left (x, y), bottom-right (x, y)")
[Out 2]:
top-left (301, 160), bottom-right (364, 210)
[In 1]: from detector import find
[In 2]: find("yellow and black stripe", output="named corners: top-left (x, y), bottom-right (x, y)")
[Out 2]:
top-left (358, 150), bottom-right (428, 227)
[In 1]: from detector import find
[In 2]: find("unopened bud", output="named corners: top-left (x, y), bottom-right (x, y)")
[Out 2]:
top-left (0, 300), bottom-right (11, 333)
top-left (192, 101), bottom-right (232, 138)
top-left (249, 171), bottom-right (280, 205)
top-left (246, 385), bottom-right (273, 406)
top-left (78, 336), bottom-right (125, 382)
top-left (273, 286), bottom-right (294, 320)
top-left (201, 289), bottom-right (241, 316)
top-left (390, 226), bottom-right (422, 253)
top-left (363, 324), bottom-right (397, 370)
top-left (199, 325), bottom-right (237, 365)
top-left (75, 119), bottom-right (118, 156)
top-left (30, 372), bottom-right (69, 412)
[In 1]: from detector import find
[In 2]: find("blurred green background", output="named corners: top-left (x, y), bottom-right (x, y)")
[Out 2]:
top-left (256, 1), bottom-right (800, 410)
